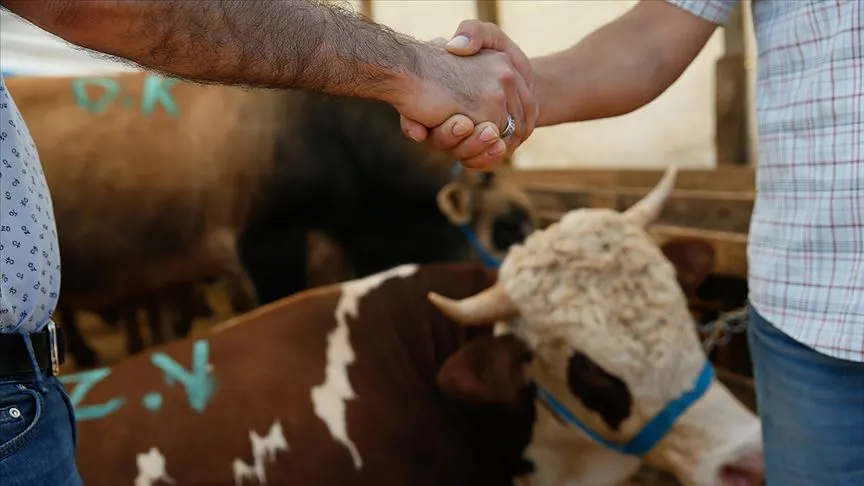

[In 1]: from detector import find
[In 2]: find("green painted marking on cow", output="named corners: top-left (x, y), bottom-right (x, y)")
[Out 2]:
top-left (140, 75), bottom-right (179, 117)
top-left (142, 392), bottom-right (163, 412)
top-left (58, 339), bottom-right (216, 420)
top-left (58, 367), bottom-right (127, 421)
top-left (151, 339), bottom-right (217, 413)
top-left (71, 77), bottom-right (120, 114)
top-left (71, 74), bottom-right (180, 117)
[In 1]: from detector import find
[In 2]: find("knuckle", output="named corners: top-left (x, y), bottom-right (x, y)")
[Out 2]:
top-left (498, 72), bottom-right (517, 88)
top-left (458, 19), bottom-right (482, 34)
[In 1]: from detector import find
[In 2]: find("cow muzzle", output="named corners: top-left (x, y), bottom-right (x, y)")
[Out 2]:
top-left (649, 380), bottom-right (765, 486)
top-left (701, 426), bottom-right (764, 486)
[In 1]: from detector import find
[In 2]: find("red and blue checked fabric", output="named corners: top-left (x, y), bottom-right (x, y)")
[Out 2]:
top-left (666, 0), bottom-right (864, 362)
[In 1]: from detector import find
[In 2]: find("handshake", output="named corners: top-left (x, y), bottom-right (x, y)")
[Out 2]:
top-left (394, 20), bottom-right (539, 171)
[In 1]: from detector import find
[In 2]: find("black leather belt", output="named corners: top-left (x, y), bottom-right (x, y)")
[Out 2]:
top-left (0, 321), bottom-right (65, 378)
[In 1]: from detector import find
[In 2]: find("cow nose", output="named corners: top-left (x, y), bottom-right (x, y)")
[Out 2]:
top-left (491, 206), bottom-right (533, 251)
top-left (719, 451), bottom-right (764, 486)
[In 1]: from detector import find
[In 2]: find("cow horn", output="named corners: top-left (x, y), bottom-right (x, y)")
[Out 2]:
top-left (428, 283), bottom-right (519, 326)
top-left (623, 165), bottom-right (678, 227)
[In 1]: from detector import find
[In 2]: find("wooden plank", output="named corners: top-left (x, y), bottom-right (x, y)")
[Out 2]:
top-left (475, 0), bottom-right (499, 24)
top-left (615, 190), bottom-right (753, 233)
top-left (533, 210), bottom-right (748, 278)
top-left (359, 0), bottom-right (373, 18)
top-left (512, 166), bottom-right (755, 193)
top-left (715, 4), bottom-right (751, 165)
top-left (527, 187), bottom-right (753, 233)
top-left (651, 226), bottom-right (748, 279)
top-left (716, 55), bottom-right (750, 166)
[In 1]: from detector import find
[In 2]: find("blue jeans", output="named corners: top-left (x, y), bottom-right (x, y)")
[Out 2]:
top-left (0, 339), bottom-right (83, 486)
top-left (748, 307), bottom-right (864, 486)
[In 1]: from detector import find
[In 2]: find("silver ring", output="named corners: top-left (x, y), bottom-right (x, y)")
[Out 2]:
top-left (500, 114), bottom-right (516, 139)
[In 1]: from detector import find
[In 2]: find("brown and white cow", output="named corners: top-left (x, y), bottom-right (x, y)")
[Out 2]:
top-left (429, 166), bottom-right (763, 486)
top-left (5, 71), bottom-right (537, 365)
top-left (58, 168), bottom-right (762, 486)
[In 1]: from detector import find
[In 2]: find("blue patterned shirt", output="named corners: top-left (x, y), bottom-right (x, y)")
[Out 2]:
top-left (666, 0), bottom-right (864, 362)
top-left (0, 73), bottom-right (61, 333)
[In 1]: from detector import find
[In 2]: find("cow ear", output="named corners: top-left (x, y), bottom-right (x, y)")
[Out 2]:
top-left (437, 334), bottom-right (532, 405)
top-left (661, 238), bottom-right (716, 294)
top-left (437, 181), bottom-right (473, 226)
top-left (566, 351), bottom-right (633, 430)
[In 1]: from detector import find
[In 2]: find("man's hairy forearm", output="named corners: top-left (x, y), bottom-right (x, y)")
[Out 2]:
top-left (2, 0), bottom-right (439, 103)
top-left (529, 0), bottom-right (718, 127)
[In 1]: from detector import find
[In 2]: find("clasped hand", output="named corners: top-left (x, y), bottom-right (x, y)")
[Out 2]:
top-left (397, 20), bottom-right (537, 171)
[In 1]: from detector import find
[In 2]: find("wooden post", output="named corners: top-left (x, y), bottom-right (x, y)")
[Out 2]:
top-left (475, 0), bottom-right (499, 24)
top-left (715, 4), bottom-right (751, 165)
top-left (473, 1), bottom-right (511, 165)
top-left (360, 0), bottom-right (373, 19)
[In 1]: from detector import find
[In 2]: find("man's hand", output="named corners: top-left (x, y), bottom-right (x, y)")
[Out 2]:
top-left (400, 20), bottom-right (538, 170)
top-left (392, 41), bottom-right (531, 170)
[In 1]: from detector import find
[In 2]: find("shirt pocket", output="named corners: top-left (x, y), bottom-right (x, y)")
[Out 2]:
top-left (0, 383), bottom-right (43, 462)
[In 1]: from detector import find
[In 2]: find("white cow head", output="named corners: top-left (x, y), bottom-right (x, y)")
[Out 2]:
top-left (429, 167), bottom-right (764, 486)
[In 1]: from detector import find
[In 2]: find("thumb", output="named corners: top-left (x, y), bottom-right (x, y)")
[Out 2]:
top-left (445, 20), bottom-right (487, 56)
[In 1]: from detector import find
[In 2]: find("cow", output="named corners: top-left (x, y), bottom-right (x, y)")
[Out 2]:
top-left (5, 71), bottom-right (537, 366)
top-left (55, 168), bottom-right (764, 486)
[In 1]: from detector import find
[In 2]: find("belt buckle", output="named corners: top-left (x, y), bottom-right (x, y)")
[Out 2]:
top-left (47, 320), bottom-right (60, 376)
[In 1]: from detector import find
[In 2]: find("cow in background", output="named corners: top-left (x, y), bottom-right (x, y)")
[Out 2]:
top-left (307, 164), bottom-right (538, 287)
top-left (60, 169), bottom-right (763, 485)
top-left (6, 71), bottom-right (537, 367)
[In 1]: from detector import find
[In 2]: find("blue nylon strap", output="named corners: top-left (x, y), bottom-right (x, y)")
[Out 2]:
top-left (450, 162), bottom-right (503, 269)
top-left (458, 224), bottom-right (502, 269)
top-left (451, 162), bottom-right (464, 178)
top-left (535, 359), bottom-right (716, 457)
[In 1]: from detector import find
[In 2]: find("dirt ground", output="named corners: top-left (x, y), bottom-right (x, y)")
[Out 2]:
top-left (60, 287), bottom-right (755, 486)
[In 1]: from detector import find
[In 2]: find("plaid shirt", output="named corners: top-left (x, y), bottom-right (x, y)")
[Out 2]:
top-left (666, 0), bottom-right (864, 362)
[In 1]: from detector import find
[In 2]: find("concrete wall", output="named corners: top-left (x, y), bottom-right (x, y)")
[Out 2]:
top-left (0, 2), bottom-right (757, 169)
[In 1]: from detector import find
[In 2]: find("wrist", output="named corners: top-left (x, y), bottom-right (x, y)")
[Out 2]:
top-left (387, 44), bottom-right (449, 114)
top-left (531, 54), bottom-right (571, 127)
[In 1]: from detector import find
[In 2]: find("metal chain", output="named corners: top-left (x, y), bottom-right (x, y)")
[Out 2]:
top-left (698, 302), bottom-right (750, 354)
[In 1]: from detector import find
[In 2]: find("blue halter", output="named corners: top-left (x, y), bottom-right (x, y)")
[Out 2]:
top-left (457, 224), bottom-right (503, 269)
top-left (534, 358), bottom-right (716, 456)
top-left (450, 163), bottom-right (503, 269)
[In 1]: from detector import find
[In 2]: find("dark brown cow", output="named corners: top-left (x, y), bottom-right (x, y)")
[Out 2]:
top-left (5, 71), bottom-right (537, 366)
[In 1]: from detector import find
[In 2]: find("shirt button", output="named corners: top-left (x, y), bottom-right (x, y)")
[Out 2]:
top-left (9, 407), bottom-right (21, 418)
